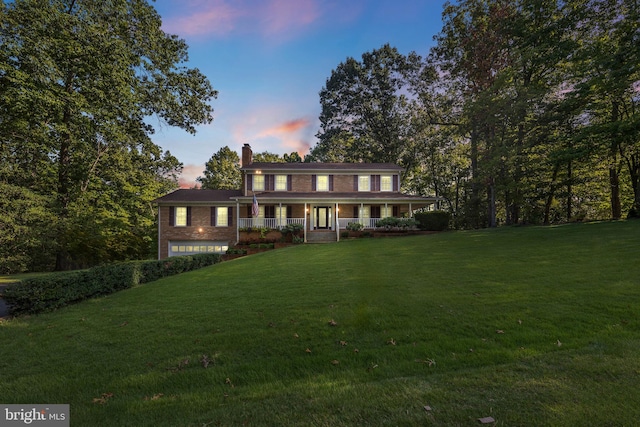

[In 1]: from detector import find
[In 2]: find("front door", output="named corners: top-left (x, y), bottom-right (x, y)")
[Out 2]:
top-left (315, 206), bottom-right (330, 229)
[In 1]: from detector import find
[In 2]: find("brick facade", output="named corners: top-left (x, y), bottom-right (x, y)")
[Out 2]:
top-left (154, 145), bottom-right (438, 259)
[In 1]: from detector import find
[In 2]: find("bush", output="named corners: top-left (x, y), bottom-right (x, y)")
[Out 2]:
top-left (375, 217), bottom-right (418, 230)
top-left (346, 222), bottom-right (364, 232)
top-left (414, 211), bottom-right (450, 231)
top-left (3, 254), bottom-right (222, 316)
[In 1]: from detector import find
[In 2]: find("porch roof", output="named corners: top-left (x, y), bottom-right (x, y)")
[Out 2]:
top-left (234, 192), bottom-right (439, 204)
top-left (154, 189), bottom-right (242, 204)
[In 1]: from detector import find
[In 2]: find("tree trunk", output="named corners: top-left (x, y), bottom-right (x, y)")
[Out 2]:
top-left (544, 164), bottom-right (560, 225)
top-left (488, 178), bottom-right (496, 228)
top-left (609, 165), bottom-right (622, 220)
top-left (55, 73), bottom-right (75, 271)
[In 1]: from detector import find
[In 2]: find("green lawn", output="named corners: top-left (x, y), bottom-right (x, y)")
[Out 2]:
top-left (1, 221), bottom-right (639, 426)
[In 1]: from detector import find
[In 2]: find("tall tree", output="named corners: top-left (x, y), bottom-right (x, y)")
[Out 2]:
top-left (0, 0), bottom-right (217, 269)
top-left (571, 0), bottom-right (640, 217)
top-left (313, 44), bottom-right (424, 170)
top-left (197, 146), bottom-right (241, 190)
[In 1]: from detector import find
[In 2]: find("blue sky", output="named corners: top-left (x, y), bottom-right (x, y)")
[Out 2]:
top-left (152, 0), bottom-right (447, 187)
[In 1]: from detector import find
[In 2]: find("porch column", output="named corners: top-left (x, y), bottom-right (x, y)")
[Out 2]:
top-left (236, 200), bottom-right (240, 244)
top-left (304, 202), bottom-right (308, 243)
top-left (279, 202), bottom-right (282, 228)
top-left (409, 203), bottom-right (413, 217)
top-left (335, 202), bottom-right (340, 242)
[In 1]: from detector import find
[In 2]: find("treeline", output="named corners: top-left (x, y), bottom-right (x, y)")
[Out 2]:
top-left (310, 0), bottom-right (639, 228)
top-left (0, 0), bottom-right (216, 273)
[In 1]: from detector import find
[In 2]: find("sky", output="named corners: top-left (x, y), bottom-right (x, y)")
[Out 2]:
top-left (151, 0), bottom-right (448, 187)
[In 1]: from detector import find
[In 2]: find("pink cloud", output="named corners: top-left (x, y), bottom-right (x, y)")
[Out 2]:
top-left (259, 0), bottom-right (321, 36)
top-left (161, 0), bottom-right (324, 39)
top-left (257, 117), bottom-right (313, 155)
top-left (161, 0), bottom-right (240, 37)
top-left (178, 164), bottom-right (204, 189)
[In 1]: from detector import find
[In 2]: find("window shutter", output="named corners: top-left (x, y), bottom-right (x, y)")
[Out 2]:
top-left (354, 175), bottom-right (358, 191)
top-left (353, 206), bottom-right (359, 217)
top-left (287, 205), bottom-right (292, 218)
top-left (329, 175), bottom-right (334, 191)
top-left (247, 175), bottom-right (253, 191)
top-left (312, 175), bottom-right (317, 191)
top-left (393, 175), bottom-right (399, 191)
top-left (373, 175), bottom-right (380, 191)
top-left (287, 175), bottom-right (292, 191)
top-left (267, 175), bottom-right (275, 191)
top-left (186, 207), bottom-right (192, 226)
top-left (169, 206), bottom-right (175, 226)
top-left (228, 207), bottom-right (233, 226)
top-left (393, 206), bottom-right (399, 217)
top-left (211, 207), bottom-right (216, 226)
top-left (372, 206), bottom-right (381, 218)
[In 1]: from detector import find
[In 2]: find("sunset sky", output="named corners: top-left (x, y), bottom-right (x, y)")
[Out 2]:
top-left (152, 0), bottom-right (447, 187)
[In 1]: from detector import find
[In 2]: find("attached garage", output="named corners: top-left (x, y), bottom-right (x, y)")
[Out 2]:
top-left (168, 240), bottom-right (229, 257)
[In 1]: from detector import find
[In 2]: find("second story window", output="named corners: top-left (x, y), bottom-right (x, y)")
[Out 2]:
top-left (253, 174), bottom-right (265, 191)
top-left (358, 175), bottom-right (370, 191)
top-left (381, 175), bottom-right (392, 192)
top-left (275, 175), bottom-right (287, 191)
top-left (175, 207), bottom-right (188, 226)
top-left (316, 175), bottom-right (329, 191)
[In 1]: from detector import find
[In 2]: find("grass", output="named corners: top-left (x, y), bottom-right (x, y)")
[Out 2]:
top-left (1, 221), bottom-right (639, 426)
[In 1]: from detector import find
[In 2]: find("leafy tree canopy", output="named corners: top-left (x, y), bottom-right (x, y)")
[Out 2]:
top-left (0, 0), bottom-right (217, 270)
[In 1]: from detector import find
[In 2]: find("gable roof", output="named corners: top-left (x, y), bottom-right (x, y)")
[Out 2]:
top-left (154, 189), bottom-right (242, 204)
top-left (241, 162), bottom-right (403, 173)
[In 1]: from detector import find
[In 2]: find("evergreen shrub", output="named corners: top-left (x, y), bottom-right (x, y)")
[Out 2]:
top-left (3, 254), bottom-right (221, 316)
top-left (414, 211), bottom-right (451, 231)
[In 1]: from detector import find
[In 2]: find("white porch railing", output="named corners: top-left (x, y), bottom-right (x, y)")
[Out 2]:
top-left (338, 218), bottom-right (379, 229)
top-left (238, 217), bottom-right (305, 229)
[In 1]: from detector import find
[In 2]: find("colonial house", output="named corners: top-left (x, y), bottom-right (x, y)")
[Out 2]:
top-left (154, 144), bottom-right (438, 259)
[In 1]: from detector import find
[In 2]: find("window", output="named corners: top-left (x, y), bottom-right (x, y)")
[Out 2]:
top-left (275, 206), bottom-right (287, 227)
top-left (254, 205), bottom-right (265, 227)
top-left (316, 175), bottom-right (329, 191)
top-left (381, 175), bottom-right (392, 192)
top-left (275, 175), bottom-right (287, 191)
top-left (381, 205), bottom-right (392, 218)
top-left (216, 207), bottom-right (228, 226)
top-left (175, 207), bottom-right (187, 226)
top-left (358, 175), bottom-right (370, 191)
top-left (360, 205), bottom-right (371, 226)
top-left (253, 174), bottom-right (265, 191)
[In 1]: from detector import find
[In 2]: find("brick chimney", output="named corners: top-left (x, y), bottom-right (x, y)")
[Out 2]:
top-left (242, 143), bottom-right (253, 167)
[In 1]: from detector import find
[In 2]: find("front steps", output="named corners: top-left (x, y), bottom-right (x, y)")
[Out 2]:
top-left (306, 230), bottom-right (338, 243)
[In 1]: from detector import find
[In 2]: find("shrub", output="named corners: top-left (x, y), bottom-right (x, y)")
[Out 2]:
top-left (346, 222), bottom-right (364, 232)
top-left (375, 217), bottom-right (418, 230)
top-left (3, 254), bottom-right (221, 316)
top-left (414, 211), bottom-right (450, 231)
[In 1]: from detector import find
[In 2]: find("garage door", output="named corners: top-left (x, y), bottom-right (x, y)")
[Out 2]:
top-left (168, 240), bottom-right (229, 257)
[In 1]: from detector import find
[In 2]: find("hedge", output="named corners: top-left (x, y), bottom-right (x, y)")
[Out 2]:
top-left (2, 253), bottom-right (222, 316)
top-left (414, 211), bottom-right (451, 231)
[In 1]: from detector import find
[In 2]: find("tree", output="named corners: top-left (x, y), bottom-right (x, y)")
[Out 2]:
top-left (253, 151), bottom-right (285, 162)
top-left (0, 0), bottom-right (217, 269)
top-left (197, 146), bottom-right (241, 190)
top-left (283, 152), bottom-right (302, 163)
top-left (313, 44), bottom-right (425, 168)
